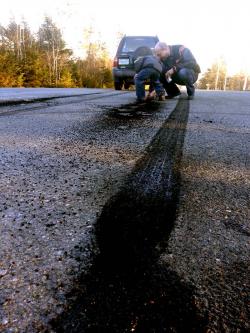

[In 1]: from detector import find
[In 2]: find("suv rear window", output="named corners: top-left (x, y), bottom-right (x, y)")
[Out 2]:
top-left (122, 38), bottom-right (157, 52)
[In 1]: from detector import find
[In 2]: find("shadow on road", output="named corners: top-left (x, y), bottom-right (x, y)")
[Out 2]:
top-left (50, 98), bottom-right (207, 332)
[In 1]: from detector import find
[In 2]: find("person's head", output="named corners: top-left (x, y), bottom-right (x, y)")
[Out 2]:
top-left (154, 42), bottom-right (170, 60)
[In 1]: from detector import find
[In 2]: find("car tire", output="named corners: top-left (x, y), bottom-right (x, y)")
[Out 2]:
top-left (114, 81), bottom-right (123, 90)
top-left (124, 83), bottom-right (130, 90)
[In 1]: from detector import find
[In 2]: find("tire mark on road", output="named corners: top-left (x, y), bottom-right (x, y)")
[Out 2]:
top-left (51, 98), bottom-right (207, 332)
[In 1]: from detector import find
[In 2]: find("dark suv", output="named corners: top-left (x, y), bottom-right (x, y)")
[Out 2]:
top-left (112, 35), bottom-right (159, 90)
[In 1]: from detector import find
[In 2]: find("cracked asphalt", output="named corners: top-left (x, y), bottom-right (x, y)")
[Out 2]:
top-left (0, 89), bottom-right (249, 332)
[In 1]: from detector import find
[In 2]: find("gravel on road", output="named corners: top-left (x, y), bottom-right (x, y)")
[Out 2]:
top-left (162, 91), bottom-right (250, 332)
top-left (0, 90), bottom-right (249, 333)
top-left (0, 90), bottom-right (178, 332)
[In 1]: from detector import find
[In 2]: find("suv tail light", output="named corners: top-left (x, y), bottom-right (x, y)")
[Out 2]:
top-left (113, 57), bottom-right (118, 67)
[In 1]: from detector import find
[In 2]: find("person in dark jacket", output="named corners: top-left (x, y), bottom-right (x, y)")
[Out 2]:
top-left (155, 42), bottom-right (201, 99)
top-left (134, 54), bottom-right (165, 103)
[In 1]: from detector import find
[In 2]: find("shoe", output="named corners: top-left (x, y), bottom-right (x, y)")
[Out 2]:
top-left (187, 86), bottom-right (195, 97)
top-left (165, 92), bottom-right (181, 99)
top-left (187, 95), bottom-right (194, 100)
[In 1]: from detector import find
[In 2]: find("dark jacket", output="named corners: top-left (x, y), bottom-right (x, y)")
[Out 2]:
top-left (134, 55), bottom-right (163, 74)
top-left (162, 45), bottom-right (201, 74)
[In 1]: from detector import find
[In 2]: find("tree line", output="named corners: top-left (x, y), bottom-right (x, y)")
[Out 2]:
top-left (0, 17), bottom-right (113, 88)
top-left (198, 58), bottom-right (249, 91)
top-left (1, 17), bottom-right (249, 91)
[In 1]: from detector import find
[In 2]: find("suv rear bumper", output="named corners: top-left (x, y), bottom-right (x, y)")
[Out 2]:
top-left (112, 68), bottom-right (136, 82)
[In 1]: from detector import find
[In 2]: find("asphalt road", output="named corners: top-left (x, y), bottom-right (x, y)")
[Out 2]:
top-left (0, 89), bottom-right (249, 332)
top-left (0, 88), bottom-right (106, 105)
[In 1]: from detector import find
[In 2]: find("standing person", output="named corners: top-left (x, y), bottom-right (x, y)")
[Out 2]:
top-left (155, 42), bottom-right (201, 99)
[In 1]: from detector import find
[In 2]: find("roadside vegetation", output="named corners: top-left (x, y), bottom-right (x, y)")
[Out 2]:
top-left (0, 17), bottom-right (249, 90)
top-left (198, 58), bottom-right (249, 91)
top-left (0, 17), bottom-right (113, 88)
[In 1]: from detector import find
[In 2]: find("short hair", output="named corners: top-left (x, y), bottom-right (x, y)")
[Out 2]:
top-left (155, 42), bottom-right (168, 51)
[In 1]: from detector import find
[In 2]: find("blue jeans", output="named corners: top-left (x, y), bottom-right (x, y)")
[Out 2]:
top-left (161, 68), bottom-right (198, 96)
top-left (135, 68), bottom-right (164, 100)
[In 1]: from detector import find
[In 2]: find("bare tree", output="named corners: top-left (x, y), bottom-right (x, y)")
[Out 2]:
top-left (223, 70), bottom-right (227, 91)
top-left (215, 61), bottom-right (220, 90)
top-left (243, 73), bottom-right (248, 91)
top-left (38, 17), bottom-right (65, 86)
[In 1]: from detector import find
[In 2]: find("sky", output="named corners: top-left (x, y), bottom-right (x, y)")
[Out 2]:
top-left (0, 0), bottom-right (249, 74)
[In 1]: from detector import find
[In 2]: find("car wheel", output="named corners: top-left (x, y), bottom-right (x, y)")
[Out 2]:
top-left (114, 81), bottom-right (123, 90)
top-left (124, 83), bottom-right (130, 90)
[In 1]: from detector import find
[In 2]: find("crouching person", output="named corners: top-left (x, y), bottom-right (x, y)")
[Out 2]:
top-left (154, 42), bottom-right (201, 100)
top-left (134, 54), bottom-right (165, 103)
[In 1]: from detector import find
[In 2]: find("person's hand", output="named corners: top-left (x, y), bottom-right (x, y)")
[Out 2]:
top-left (165, 68), bottom-right (174, 78)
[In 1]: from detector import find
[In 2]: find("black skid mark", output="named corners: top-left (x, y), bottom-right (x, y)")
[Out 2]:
top-left (51, 98), bottom-right (207, 332)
